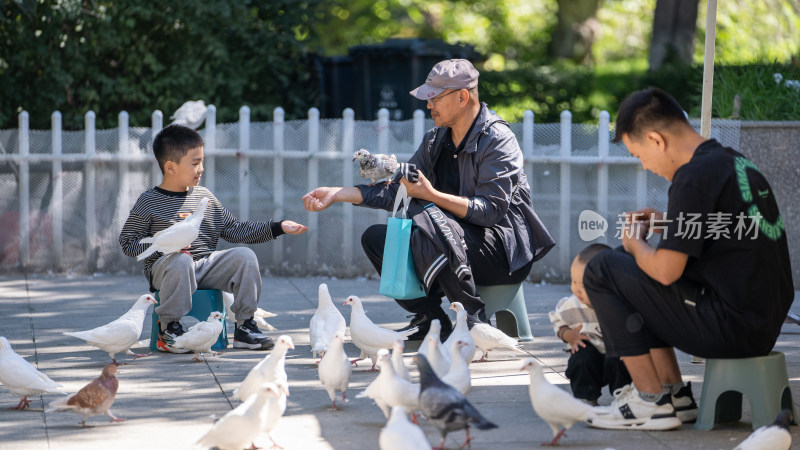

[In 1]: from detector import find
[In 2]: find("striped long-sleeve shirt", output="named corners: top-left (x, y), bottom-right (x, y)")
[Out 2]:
top-left (119, 186), bottom-right (282, 282)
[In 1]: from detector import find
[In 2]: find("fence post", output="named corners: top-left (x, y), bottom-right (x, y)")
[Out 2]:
top-left (204, 105), bottom-right (216, 193)
top-left (238, 106), bottom-right (250, 221)
top-left (559, 110), bottom-right (572, 271)
top-left (19, 111), bottom-right (30, 268)
top-left (377, 108), bottom-right (389, 154)
top-left (272, 107), bottom-right (285, 264)
top-left (341, 108), bottom-right (355, 267)
top-left (307, 107), bottom-right (320, 266)
top-left (85, 111), bottom-right (97, 272)
top-left (151, 111), bottom-right (163, 186)
top-left (413, 109), bottom-right (425, 151)
top-left (522, 110), bottom-right (534, 188)
top-left (597, 110), bottom-right (610, 244)
top-left (117, 112), bottom-right (130, 254)
top-left (51, 111), bottom-right (63, 269)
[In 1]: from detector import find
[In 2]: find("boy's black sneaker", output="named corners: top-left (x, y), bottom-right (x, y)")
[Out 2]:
top-left (157, 320), bottom-right (192, 354)
top-left (233, 318), bottom-right (274, 350)
top-left (672, 381), bottom-right (698, 423)
top-left (396, 308), bottom-right (453, 341)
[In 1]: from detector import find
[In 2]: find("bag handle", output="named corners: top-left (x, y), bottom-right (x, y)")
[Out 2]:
top-left (391, 184), bottom-right (411, 218)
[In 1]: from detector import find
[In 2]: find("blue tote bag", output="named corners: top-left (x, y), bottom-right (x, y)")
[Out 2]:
top-left (379, 184), bottom-right (426, 299)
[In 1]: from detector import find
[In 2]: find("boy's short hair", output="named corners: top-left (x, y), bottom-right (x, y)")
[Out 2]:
top-left (153, 124), bottom-right (204, 174)
top-left (575, 243), bottom-right (611, 265)
top-left (613, 87), bottom-right (690, 143)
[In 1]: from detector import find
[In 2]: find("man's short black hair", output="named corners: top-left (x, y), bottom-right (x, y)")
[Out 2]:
top-left (575, 243), bottom-right (611, 265)
top-left (613, 87), bottom-right (690, 143)
top-left (152, 124), bottom-right (204, 174)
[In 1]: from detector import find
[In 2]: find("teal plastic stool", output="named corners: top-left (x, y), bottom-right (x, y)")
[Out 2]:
top-left (149, 289), bottom-right (228, 352)
top-left (476, 284), bottom-right (533, 341)
top-left (694, 351), bottom-right (796, 430)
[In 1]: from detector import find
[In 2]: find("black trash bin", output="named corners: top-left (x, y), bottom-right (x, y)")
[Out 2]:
top-left (318, 39), bottom-right (481, 120)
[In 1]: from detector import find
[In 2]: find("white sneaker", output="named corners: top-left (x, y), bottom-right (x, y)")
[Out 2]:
top-left (587, 384), bottom-right (683, 431)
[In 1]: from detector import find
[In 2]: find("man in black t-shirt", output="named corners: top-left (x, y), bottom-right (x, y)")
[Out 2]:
top-left (583, 88), bottom-right (794, 432)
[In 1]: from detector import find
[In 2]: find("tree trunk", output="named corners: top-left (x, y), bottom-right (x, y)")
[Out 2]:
top-left (649, 0), bottom-right (700, 70)
top-left (548, 0), bottom-right (601, 64)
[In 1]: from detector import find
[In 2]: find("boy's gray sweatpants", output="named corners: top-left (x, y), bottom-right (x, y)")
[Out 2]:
top-left (150, 247), bottom-right (261, 330)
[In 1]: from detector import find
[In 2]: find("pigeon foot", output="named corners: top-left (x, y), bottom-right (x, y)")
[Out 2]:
top-left (11, 397), bottom-right (31, 410)
top-left (542, 427), bottom-right (567, 446)
top-left (458, 427), bottom-right (474, 449)
top-left (130, 351), bottom-right (151, 359)
top-left (349, 358), bottom-right (364, 366)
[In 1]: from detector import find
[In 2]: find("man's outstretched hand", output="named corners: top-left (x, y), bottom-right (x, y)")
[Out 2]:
top-left (302, 187), bottom-right (341, 212)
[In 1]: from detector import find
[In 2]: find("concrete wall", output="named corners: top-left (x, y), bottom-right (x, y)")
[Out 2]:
top-left (739, 122), bottom-right (800, 287)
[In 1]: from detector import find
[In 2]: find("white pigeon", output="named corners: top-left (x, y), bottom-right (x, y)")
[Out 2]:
top-left (391, 340), bottom-right (411, 382)
top-left (468, 313), bottom-right (528, 362)
top-left (357, 349), bottom-right (420, 418)
top-left (424, 331), bottom-right (451, 378)
top-left (222, 291), bottom-right (278, 331)
top-left (136, 197), bottom-right (210, 261)
top-left (310, 283), bottom-right (346, 358)
top-left (318, 332), bottom-right (352, 410)
top-left (0, 336), bottom-right (66, 409)
top-left (734, 408), bottom-right (793, 450)
top-left (353, 148), bottom-right (400, 185)
top-left (379, 405), bottom-right (433, 450)
top-left (170, 100), bottom-right (208, 130)
top-left (417, 318), bottom-right (444, 360)
top-left (261, 379), bottom-right (290, 448)
top-left (63, 294), bottom-right (157, 364)
top-left (522, 358), bottom-right (604, 446)
top-left (196, 383), bottom-right (280, 450)
top-left (173, 311), bottom-right (224, 361)
top-left (344, 295), bottom-right (417, 371)
top-left (441, 340), bottom-right (471, 395)
top-left (445, 303), bottom-right (478, 363)
top-left (233, 335), bottom-right (294, 402)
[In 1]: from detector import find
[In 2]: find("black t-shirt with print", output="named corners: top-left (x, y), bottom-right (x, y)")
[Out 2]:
top-left (656, 139), bottom-right (793, 336)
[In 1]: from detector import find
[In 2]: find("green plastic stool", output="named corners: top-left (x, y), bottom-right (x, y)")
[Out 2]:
top-left (694, 351), bottom-right (796, 430)
top-left (149, 289), bottom-right (228, 352)
top-left (476, 284), bottom-right (533, 342)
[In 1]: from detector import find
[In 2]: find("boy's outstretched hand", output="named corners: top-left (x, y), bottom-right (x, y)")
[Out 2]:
top-left (281, 220), bottom-right (309, 235)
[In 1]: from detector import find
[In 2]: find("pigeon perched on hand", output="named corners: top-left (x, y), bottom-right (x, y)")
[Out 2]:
top-left (353, 148), bottom-right (400, 185)
top-left (445, 303), bottom-right (478, 363)
top-left (136, 197), bottom-right (210, 261)
top-left (380, 406), bottom-right (432, 450)
top-left (357, 349), bottom-right (420, 418)
top-left (47, 364), bottom-right (123, 427)
top-left (233, 335), bottom-right (294, 402)
top-left (344, 295), bottom-right (417, 371)
top-left (310, 283), bottom-right (346, 359)
top-left (173, 311), bottom-right (224, 361)
top-left (222, 291), bottom-right (278, 331)
top-left (467, 313), bottom-right (529, 362)
top-left (734, 408), bottom-right (793, 450)
top-left (63, 294), bottom-right (157, 365)
top-left (414, 354), bottom-right (497, 449)
top-left (170, 100), bottom-right (208, 130)
top-left (522, 358), bottom-right (604, 446)
top-left (196, 383), bottom-right (281, 450)
top-left (0, 336), bottom-right (65, 409)
top-left (318, 332), bottom-right (352, 410)
top-left (441, 340), bottom-right (472, 395)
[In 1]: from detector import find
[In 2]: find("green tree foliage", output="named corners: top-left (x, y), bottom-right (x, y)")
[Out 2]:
top-left (0, 0), bottom-right (324, 130)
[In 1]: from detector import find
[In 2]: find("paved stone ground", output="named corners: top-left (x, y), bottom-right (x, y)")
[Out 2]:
top-left (0, 274), bottom-right (798, 449)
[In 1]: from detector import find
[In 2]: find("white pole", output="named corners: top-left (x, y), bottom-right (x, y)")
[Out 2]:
top-left (85, 111), bottom-right (97, 272)
top-left (204, 105), bottom-right (216, 193)
top-left (700, 0), bottom-right (718, 139)
top-left (51, 111), bottom-right (63, 269)
top-left (151, 111), bottom-right (163, 187)
top-left (376, 108), bottom-right (390, 225)
top-left (342, 108), bottom-right (355, 267)
top-left (117, 111), bottom-right (130, 256)
top-left (413, 109), bottom-right (425, 151)
top-left (272, 107), bottom-right (285, 263)
top-left (559, 110), bottom-right (572, 271)
top-left (598, 111), bottom-right (610, 244)
top-left (19, 111), bottom-right (30, 268)
top-left (307, 107), bottom-right (320, 265)
top-left (523, 110), bottom-right (535, 189)
top-left (239, 106), bottom-right (250, 221)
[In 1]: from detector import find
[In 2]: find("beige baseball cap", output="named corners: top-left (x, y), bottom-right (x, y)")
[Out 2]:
top-left (409, 59), bottom-right (479, 100)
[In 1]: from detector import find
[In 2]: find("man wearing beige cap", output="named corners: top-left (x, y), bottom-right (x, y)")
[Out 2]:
top-left (303, 59), bottom-right (554, 340)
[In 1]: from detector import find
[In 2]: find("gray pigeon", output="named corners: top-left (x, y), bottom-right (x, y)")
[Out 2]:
top-left (414, 354), bottom-right (497, 449)
top-left (353, 148), bottom-right (399, 185)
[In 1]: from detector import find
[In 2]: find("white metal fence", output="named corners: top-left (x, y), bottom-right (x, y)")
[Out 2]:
top-left (0, 107), bottom-right (741, 282)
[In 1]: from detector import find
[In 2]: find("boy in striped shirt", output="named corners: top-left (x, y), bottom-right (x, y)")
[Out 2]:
top-left (119, 124), bottom-right (308, 352)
